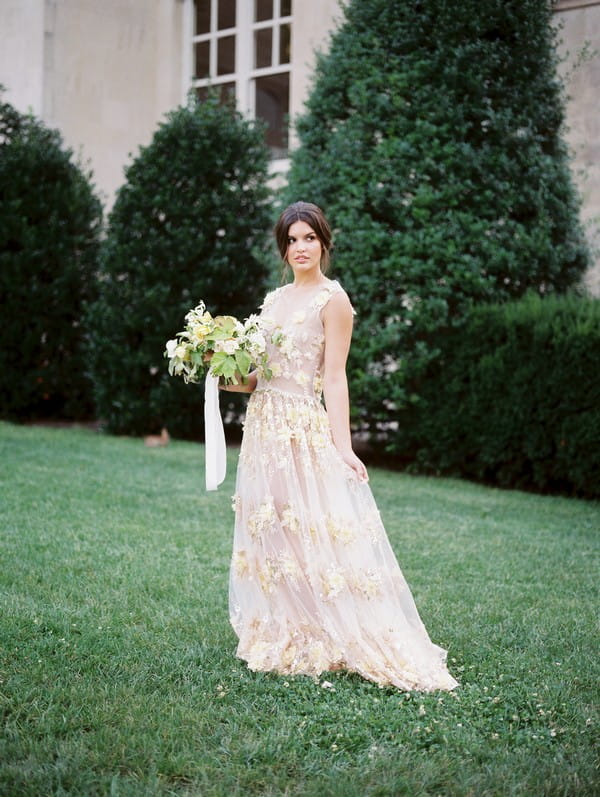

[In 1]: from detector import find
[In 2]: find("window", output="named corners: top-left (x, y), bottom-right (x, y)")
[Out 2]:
top-left (192, 0), bottom-right (293, 159)
top-left (193, 1), bottom-right (237, 80)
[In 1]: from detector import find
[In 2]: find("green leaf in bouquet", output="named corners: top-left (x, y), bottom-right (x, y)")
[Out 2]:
top-left (234, 348), bottom-right (252, 377)
top-left (208, 351), bottom-right (228, 371)
top-left (209, 351), bottom-right (239, 383)
top-left (212, 316), bottom-right (238, 337)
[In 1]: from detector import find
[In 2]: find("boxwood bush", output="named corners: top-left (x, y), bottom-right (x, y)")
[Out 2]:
top-left (410, 293), bottom-right (600, 498)
top-left (86, 95), bottom-right (271, 437)
top-left (283, 0), bottom-right (589, 452)
top-left (0, 89), bottom-right (102, 421)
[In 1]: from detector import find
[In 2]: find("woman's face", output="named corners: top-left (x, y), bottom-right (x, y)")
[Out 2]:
top-left (286, 220), bottom-right (323, 275)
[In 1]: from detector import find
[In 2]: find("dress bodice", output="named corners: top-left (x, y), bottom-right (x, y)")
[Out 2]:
top-left (255, 279), bottom-right (345, 399)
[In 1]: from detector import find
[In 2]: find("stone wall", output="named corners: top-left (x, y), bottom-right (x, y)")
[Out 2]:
top-left (289, 0), bottom-right (341, 149)
top-left (0, 0), bottom-right (186, 204)
top-left (0, 0), bottom-right (45, 115)
top-left (41, 0), bottom-right (186, 205)
top-left (554, 0), bottom-right (600, 294)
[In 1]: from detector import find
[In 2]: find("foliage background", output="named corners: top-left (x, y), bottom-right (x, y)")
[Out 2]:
top-left (283, 0), bottom-right (590, 454)
top-left (86, 96), bottom-right (272, 437)
top-left (405, 293), bottom-right (600, 498)
top-left (0, 89), bottom-right (102, 421)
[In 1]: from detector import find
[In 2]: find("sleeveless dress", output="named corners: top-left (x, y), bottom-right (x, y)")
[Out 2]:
top-left (229, 279), bottom-right (458, 691)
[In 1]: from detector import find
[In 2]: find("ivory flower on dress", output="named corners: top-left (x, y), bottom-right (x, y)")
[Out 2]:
top-left (258, 557), bottom-right (281, 594)
top-left (322, 564), bottom-right (347, 600)
top-left (312, 289), bottom-right (332, 310)
top-left (308, 641), bottom-right (330, 672)
top-left (247, 640), bottom-right (271, 670)
top-left (233, 550), bottom-right (250, 577)
top-left (293, 370), bottom-right (309, 387)
top-left (279, 336), bottom-right (295, 357)
top-left (281, 505), bottom-right (301, 534)
top-left (357, 569), bottom-right (383, 599)
top-left (326, 514), bottom-right (355, 544)
top-left (248, 500), bottom-right (278, 539)
top-left (309, 430), bottom-right (328, 449)
top-left (279, 554), bottom-right (301, 582)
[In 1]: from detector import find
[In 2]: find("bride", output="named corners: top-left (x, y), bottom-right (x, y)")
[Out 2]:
top-left (220, 201), bottom-right (458, 691)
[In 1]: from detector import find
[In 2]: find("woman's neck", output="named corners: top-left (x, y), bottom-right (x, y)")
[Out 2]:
top-left (290, 270), bottom-right (328, 289)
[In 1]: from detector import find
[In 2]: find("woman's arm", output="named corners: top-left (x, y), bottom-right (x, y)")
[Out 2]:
top-left (322, 292), bottom-right (368, 482)
top-left (219, 369), bottom-right (258, 394)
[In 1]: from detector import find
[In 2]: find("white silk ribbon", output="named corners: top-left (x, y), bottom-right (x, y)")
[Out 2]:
top-left (204, 372), bottom-right (226, 490)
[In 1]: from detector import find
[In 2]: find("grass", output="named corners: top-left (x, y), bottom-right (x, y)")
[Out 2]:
top-left (0, 421), bottom-right (598, 796)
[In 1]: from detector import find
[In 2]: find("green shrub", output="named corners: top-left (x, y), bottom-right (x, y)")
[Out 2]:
top-left (283, 0), bottom-right (589, 451)
top-left (411, 293), bottom-right (600, 498)
top-left (86, 95), bottom-right (271, 437)
top-left (0, 89), bottom-right (102, 420)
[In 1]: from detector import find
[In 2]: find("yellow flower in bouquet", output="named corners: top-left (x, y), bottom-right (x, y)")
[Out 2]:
top-left (165, 301), bottom-right (271, 385)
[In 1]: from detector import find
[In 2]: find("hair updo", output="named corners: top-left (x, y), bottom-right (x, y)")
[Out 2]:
top-left (274, 201), bottom-right (332, 272)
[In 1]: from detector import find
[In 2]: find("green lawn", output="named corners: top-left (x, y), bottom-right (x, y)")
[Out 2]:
top-left (0, 422), bottom-right (598, 796)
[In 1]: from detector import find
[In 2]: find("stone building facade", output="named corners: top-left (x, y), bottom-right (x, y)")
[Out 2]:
top-left (0, 0), bottom-right (598, 291)
top-left (0, 0), bottom-right (340, 202)
top-left (554, 0), bottom-right (600, 294)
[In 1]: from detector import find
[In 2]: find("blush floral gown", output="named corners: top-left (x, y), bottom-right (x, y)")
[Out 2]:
top-left (229, 279), bottom-right (458, 691)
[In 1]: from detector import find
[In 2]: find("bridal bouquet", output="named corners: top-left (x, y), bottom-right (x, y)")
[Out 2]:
top-left (165, 301), bottom-right (270, 385)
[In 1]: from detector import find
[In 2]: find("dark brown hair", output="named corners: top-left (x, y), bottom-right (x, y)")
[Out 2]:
top-left (274, 201), bottom-right (332, 273)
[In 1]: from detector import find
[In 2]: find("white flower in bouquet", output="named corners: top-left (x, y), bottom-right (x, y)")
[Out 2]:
top-left (214, 338), bottom-right (240, 355)
top-left (165, 339), bottom-right (179, 359)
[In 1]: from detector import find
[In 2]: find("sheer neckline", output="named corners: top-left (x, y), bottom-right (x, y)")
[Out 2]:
top-left (282, 278), bottom-right (337, 294)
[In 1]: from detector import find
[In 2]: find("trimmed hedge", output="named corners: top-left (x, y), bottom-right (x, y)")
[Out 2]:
top-left (0, 89), bottom-right (102, 420)
top-left (410, 293), bottom-right (600, 498)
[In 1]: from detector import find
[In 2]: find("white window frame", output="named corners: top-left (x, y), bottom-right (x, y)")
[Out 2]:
top-left (185, 0), bottom-right (292, 170)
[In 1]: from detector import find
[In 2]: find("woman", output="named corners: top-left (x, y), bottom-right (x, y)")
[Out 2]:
top-left (222, 201), bottom-right (458, 691)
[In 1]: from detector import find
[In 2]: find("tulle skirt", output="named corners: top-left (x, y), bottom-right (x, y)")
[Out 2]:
top-left (229, 387), bottom-right (458, 691)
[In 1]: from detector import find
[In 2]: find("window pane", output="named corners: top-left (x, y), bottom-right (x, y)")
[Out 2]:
top-left (281, 0), bottom-right (292, 16)
top-left (255, 28), bottom-right (272, 69)
top-left (194, 0), bottom-right (211, 35)
top-left (219, 81), bottom-right (237, 106)
top-left (218, 0), bottom-right (236, 30)
top-left (196, 82), bottom-right (236, 106)
top-left (279, 23), bottom-right (290, 64)
top-left (255, 72), bottom-right (289, 158)
top-left (255, 0), bottom-right (273, 22)
top-left (195, 40), bottom-right (210, 78)
top-left (217, 34), bottom-right (236, 75)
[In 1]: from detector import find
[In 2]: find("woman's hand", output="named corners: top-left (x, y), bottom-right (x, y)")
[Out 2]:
top-left (339, 449), bottom-right (369, 482)
top-left (219, 370), bottom-right (258, 394)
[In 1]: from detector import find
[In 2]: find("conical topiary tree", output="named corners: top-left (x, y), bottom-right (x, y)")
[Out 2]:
top-left (0, 88), bottom-right (102, 421)
top-left (284, 0), bottom-right (589, 452)
top-left (86, 95), bottom-right (271, 437)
